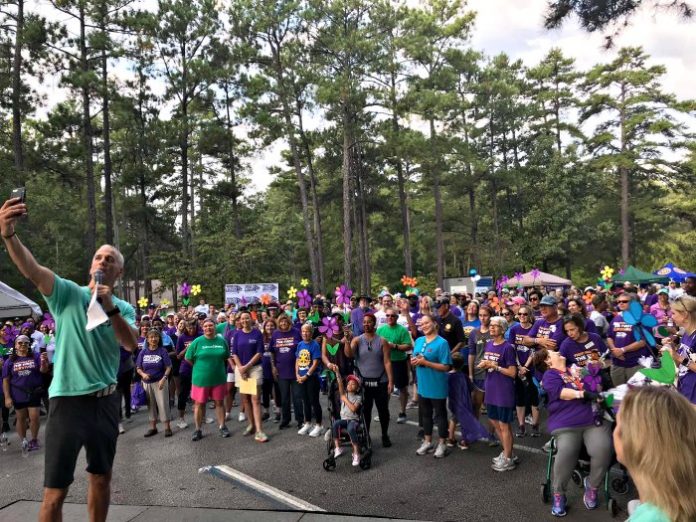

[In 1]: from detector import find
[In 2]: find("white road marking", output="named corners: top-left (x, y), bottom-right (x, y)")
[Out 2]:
top-left (200, 465), bottom-right (326, 512)
top-left (404, 420), bottom-right (545, 455)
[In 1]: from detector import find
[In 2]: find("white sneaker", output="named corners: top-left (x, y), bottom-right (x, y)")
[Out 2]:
top-left (352, 453), bottom-right (360, 467)
top-left (416, 441), bottom-right (434, 455)
top-left (492, 451), bottom-right (505, 465)
top-left (238, 412), bottom-right (246, 422)
top-left (334, 447), bottom-right (345, 459)
top-left (298, 423), bottom-right (311, 435)
top-left (309, 424), bottom-right (323, 437)
top-left (118, 423), bottom-right (125, 434)
top-left (205, 417), bottom-right (214, 424)
top-left (492, 456), bottom-right (517, 472)
top-left (324, 429), bottom-right (332, 442)
top-left (434, 442), bottom-right (447, 458)
top-left (525, 414), bottom-right (534, 426)
top-left (177, 419), bottom-right (188, 429)
top-left (225, 412), bottom-right (231, 421)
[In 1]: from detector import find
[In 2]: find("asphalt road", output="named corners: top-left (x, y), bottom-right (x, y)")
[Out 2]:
top-left (0, 395), bottom-right (630, 521)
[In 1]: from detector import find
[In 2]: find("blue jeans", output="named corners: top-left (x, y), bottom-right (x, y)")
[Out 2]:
top-left (332, 419), bottom-right (359, 443)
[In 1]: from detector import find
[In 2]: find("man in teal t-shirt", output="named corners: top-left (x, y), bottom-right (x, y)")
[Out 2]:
top-left (377, 308), bottom-right (413, 424)
top-left (1, 197), bottom-right (137, 522)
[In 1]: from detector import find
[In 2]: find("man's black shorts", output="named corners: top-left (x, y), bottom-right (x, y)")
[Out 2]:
top-left (392, 359), bottom-right (409, 390)
top-left (44, 393), bottom-right (119, 489)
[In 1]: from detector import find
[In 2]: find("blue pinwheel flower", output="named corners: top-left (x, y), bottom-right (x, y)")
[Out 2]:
top-left (623, 300), bottom-right (658, 347)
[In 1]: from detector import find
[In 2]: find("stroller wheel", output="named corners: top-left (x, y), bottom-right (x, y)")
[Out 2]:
top-left (541, 482), bottom-right (551, 504)
top-left (608, 498), bottom-right (619, 517)
top-left (359, 455), bottom-right (371, 470)
top-left (322, 457), bottom-right (336, 472)
top-left (571, 470), bottom-right (583, 487)
top-left (611, 478), bottom-right (629, 495)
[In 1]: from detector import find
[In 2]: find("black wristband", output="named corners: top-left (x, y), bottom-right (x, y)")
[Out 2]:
top-left (106, 307), bottom-right (121, 318)
top-left (2, 231), bottom-right (16, 239)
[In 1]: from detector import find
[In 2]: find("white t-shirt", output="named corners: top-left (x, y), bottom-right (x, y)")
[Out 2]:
top-left (194, 304), bottom-right (210, 316)
top-left (374, 310), bottom-right (388, 327)
top-left (589, 310), bottom-right (609, 337)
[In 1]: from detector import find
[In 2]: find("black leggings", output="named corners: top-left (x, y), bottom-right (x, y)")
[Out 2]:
top-left (178, 374), bottom-right (192, 413)
top-left (298, 374), bottom-right (322, 424)
top-left (419, 397), bottom-right (447, 438)
top-left (117, 370), bottom-right (133, 420)
top-left (363, 382), bottom-right (390, 438)
top-left (262, 379), bottom-right (280, 409)
top-left (278, 378), bottom-right (305, 425)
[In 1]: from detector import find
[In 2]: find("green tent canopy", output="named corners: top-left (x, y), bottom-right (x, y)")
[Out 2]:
top-left (612, 265), bottom-right (669, 285)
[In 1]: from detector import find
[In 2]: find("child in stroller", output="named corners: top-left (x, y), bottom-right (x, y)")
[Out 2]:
top-left (323, 373), bottom-right (372, 470)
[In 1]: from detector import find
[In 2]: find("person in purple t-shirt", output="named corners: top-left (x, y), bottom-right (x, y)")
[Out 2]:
top-left (559, 315), bottom-right (607, 367)
top-left (664, 295), bottom-right (696, 404)
top-left (2, 334), bottom-right (48, 452)
top-left (567, 298), bottom-right (598, 336)
top-left (261, 319), bottom-right (280, 422)
top-left (533, 349), bottom-right (612, 516)
top-left (136, 329), bottom-right (173, 438)
top-left (522, 294), bottom-right (567, 352)
top-left (607, 293), bottom-right (649, 385)
top-left (509, 305), bottom-right (540, 438)
top-left (477, 317), bottom-right (517, 473)
top-left (271, 314), bottom-right (303, 428)
top-left (230, 311), bottom-right (266, 442)
top-left (174, 320), bottom-right (200, 429)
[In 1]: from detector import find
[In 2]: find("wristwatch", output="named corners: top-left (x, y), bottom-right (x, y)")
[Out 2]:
top-left (106, 307), bottom-right (120, 317)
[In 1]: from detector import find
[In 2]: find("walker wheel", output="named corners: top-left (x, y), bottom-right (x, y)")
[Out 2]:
top-left (359, 455), bottom-right (371, 470)
top-left (608, 498), bottom-right (619, 517)
top-left (322, 458), bottom-right (336, 471)
top-left (571, 470), bottom-right (583, 487)
top-left (611, 478), bottom-right (629, 495)
top-left (541, 482), bottom-right (551, 504)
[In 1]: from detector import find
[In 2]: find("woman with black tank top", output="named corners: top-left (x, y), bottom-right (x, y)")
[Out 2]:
top-left (345, 313), bottom-right (393, 447)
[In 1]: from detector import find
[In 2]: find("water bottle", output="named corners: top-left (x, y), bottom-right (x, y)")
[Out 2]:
top-left (21, 438), bottom-right (29, 458)
top-left (0, 432), bottom-right (7, 452)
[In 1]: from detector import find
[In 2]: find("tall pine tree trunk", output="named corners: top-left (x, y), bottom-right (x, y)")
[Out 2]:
top-left (79, 4), bottom-right (97, 255)
top-left (356, 146), bottom-right (370, 293)
top-left (429, 119), bottom-right (444, 287)
top-left (619, 84), bottom-right (631, 267)
top-left (342, 107), bottom-right (354, 289)
top-left (224, 86), bottom-right (242, 239)
top-left (101, 42), bottom-right (114, 244)
top-left (11, 0), bottom-right (24, 172)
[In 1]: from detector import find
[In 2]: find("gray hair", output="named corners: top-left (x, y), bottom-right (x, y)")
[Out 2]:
top-left (490, 316), bottom-right (508, 331)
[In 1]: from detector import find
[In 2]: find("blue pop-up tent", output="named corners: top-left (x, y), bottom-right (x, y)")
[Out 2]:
top-left (654, 262), bottom-right (696, 283)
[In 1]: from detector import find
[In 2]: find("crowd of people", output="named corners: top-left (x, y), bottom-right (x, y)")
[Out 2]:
top-left (1, 277), bottom-right (696, 520)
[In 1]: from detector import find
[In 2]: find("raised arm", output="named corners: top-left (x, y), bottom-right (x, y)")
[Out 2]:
top-left (0, 198), bottom-right (55, 296)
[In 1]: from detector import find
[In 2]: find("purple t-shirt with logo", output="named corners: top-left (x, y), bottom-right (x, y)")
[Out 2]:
top-left (528, 317), bottom-right (566, 348)
top-left (509, 323), bottom-right (534, 365)
top-left (231, 329), bottom-right (264, 366)
top-left (542, 369), bottom-right (594, 432)
top-left (483, 340), bottom-right (516, 408)
top-left (677, 330), bottom-right (696, 404)
top-left (2, 353), bottom-right (43, 403)
top-left (136, 346), bottom-right (172, 381)
top-left (559, 333), bottom-right (606, 367)
top-left (176, 332), bottom-right (199, 377)
top-left (607, 314), bottom-right (650, 367)
top-left (270, 330), bottom-right (301, 380)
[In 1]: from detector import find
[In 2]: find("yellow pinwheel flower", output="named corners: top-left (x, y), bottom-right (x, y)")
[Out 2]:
top-left (137, 297), bottom-right (149, 308)
top-left (300, 278), bottom-right (309, 288)
top-left (191, 284), bottom-right (202, 296)
top-left (160, 299), bottom-right (170, 308)
top-left (600, 265), bottom-right (614, 281)
top-left (287, 286), bottom-right (298, 299)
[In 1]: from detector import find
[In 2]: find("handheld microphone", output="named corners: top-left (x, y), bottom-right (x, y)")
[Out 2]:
top-left (94, 270), bottom-right (104, 303)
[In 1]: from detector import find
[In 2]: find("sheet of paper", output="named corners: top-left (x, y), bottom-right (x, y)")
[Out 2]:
top-left (238, 377), bottom-right (257, 395)
top-left (86, 288), bottom-right (109, 331)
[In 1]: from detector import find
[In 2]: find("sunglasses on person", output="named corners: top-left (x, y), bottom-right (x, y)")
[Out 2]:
top-left (617, 299), bottom-right (630, 304)
top-left (502, 312), bottom-right (512, 317)
top-left (518, 312), bottom-right (529, 316)
top-left (385, 314), bottom-right (397, 318)
top-left (529, 297), bottom-right (539, 301)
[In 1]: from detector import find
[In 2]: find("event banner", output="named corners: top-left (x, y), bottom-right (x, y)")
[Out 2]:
top-left (224, 283), bottom-right (279, 306)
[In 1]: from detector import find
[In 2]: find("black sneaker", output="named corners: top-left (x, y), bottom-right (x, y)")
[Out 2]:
top-left (416, 428), bottom-right (425, 440)
top-left (262, 412), bottom-right (270, 421)
top-left (382, 435), bottom-right (392, 448)
top-left (219, 425), bottom-right (231, 438)
top-left (530, 425), bottom-right (541, 438)
top-left (273, 413), bottom-right (281, 423)
top-left (515, 425), bottom-right (526, 438)
top-left (191, 429), bottom-right (203, 441)
top-left (279, 422), bottom-right (290, 429)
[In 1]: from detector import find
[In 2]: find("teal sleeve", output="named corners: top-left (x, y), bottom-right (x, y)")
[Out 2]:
top-left (42, 275), bottom-right (75, 316)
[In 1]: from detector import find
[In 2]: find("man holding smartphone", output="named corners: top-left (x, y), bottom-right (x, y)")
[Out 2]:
top-left (0, 194), bottom-right (137, 522)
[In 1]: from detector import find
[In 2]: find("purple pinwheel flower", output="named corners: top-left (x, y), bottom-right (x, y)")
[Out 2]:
top-left (180, 282), bottom-right (191, 297)
top-left (318, 316), bottom-right (339, 337)
top-left (297, 289), bottom-right (312, 308)
top-left (582, 363), bottom-right (602, 393)
top-left (335, 284), bottom-right (353, 306)
top-left (619, 268), bottom-right (625, 275)
top-left (531, 268), bottom-right (541, 281)
top-left (515, 272), bottom-right (523, 282)
top-left (501, 275), bottom-right (509, 284)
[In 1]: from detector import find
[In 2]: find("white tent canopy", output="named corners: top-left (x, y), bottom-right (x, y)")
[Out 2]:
top-left (0, 281), bottom-right (42, 320)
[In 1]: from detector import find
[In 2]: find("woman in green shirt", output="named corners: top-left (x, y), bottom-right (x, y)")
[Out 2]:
top-left (615, 386), bottom-right (696, 522)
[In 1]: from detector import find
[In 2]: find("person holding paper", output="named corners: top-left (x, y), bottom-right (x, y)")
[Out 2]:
top-left (230, 311), bottom-right (268, 443)
top-left (1, 195), bottom-right (137, 522)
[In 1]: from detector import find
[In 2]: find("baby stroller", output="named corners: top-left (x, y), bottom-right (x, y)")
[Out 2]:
top-left (322, 374), bottom-right (372, 471)
top-left (540, 400), bottom-right (629, 518)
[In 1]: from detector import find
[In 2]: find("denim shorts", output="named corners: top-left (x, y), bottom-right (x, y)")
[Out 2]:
top-left (486, 404), bottom-right (515, 424)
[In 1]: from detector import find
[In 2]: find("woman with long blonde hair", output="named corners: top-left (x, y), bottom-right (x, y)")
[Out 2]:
top-left (614, 386), bottom-right (696, 522)
top-left (663, 295), bottom-right (696, 404)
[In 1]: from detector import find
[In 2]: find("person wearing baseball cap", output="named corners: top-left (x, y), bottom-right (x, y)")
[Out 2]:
top-left (521, 295), bottom-right (566, 352)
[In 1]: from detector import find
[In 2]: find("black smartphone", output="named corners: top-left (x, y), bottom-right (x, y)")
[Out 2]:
top-left (40, 346), bottom-right (47, 354)
top-left (10, 187), bottom-right (26, 204)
